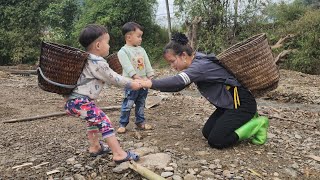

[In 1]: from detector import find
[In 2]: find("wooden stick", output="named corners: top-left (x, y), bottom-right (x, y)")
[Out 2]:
top-left (129, 161), bottom-right (165, 180)
top-left (9, 70), bottom-right (37, 75)
top-left (259, 112), bottom-right (317, 128)
top-left (2, 106), bottom-right (121, 124)
top-left (12, 162), bottom-right (33, 170)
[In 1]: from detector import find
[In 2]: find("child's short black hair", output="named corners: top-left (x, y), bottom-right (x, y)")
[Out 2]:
top-left (122, 22), bottom-right (143, 36)
top-left (79, 24), bottom-right (108, 49)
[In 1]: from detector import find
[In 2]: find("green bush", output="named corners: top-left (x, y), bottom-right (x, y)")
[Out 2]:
top-left (255, 0), bottom-right (320, 74)
top-left (143, 26), bottom-right (168, 67)
top-left (283, 10), bottom-right (320, 74)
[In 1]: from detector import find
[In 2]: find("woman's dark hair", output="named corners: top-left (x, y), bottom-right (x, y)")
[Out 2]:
top-left (122, 22), bottom-right (143, 35)
top-left (164, 32), bottom-right (194, 56)
top-left (79, 24), bottom-right (108, 49)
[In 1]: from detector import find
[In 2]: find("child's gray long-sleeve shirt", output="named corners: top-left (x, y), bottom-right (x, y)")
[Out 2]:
top-left (68, 54), bottom-right (131, 100)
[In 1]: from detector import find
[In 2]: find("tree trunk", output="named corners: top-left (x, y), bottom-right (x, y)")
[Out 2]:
top-left (165, 0), bottom-right (172, 40)
top-left (233, 0), bottom-right (239, 37)
top-left (185, 16), bottom-right (202, 50)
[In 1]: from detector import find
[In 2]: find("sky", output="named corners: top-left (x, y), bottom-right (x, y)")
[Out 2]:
top-left (155, 0), bottom-right (176, 27)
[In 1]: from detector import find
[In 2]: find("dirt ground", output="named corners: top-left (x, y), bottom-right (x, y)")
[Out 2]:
top-left (0, 67), bottom-right (319, 180)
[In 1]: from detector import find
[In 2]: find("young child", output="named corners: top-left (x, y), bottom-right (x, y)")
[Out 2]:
top-left (116, 22), bottom-right (155, 133)
top-left (64, 24), bottom-right (140, 163)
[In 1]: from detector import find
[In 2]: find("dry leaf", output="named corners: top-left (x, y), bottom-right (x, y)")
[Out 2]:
top-left (248, 168), bottom-right (262, 178)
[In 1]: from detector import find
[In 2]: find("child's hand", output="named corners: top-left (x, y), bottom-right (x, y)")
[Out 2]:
top-left (130, 80), bottom-right (143, 90)
top-left (139, 79), bottom-right (152, 88)
top-left (132, 74), bottom-right (142, 80)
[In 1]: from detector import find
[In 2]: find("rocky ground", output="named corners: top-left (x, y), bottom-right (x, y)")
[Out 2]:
top-left (0, 68), bottom-right (319, 180)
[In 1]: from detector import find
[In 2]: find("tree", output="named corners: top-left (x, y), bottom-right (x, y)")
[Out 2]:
top-left (72, 0), bottom-right (168, 64)
top-left (0, 0), bottom-right (168, 66)
top-left (0, 0), bottom-right (55, 65)
top-left (302, 0), bottom-right (320, 8)
top-left (74, 0), bottom-right (158, 51)
top-left (174, 0), bottom-right (226, 52)
top-left (40, 0), bottom-right (81, 45)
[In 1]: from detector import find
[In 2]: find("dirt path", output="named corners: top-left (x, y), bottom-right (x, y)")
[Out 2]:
top-left (0, 69), bottom-right (319, 179)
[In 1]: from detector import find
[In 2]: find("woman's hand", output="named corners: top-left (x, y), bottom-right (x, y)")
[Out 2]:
top-left (134, 79), bottom-right (152, 89)
top-left (130, 80), bottom-right (143, 90)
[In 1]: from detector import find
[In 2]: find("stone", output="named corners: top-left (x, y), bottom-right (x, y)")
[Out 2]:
top-left (134, 142), bottom-right (144, 148)
top-left (161, 172), bottom-right (173, 178)
top-left (172, 175), bottom-right (182, 180)
top-left (199, 159), bottom-right (208, 165)
top-left (138, 153), bottom-right (171, 169)
top-left (73, 174), bottom-right (85, 180)
top-left (134, 147), bottom-right (156, 156)
top-left (184, 174), bottom-right (197, 180)
top-left (199, 170), bottom-right (215, 178)
top-left (164, 167), bottom-right (174, 171)
top-left (74, 164), bottom-right (82, 169)
top-left (169, 163), bottom-right (178, 168)
top-left (66, 157), bottom-right (76, 165)
top-left (112, 162), bottom-right (130, 173)
top-left (194, 151), bottom-right (209, 156)
top-left (188, 168), bottom-right (196, 175)
top-left (209, 164), bottom-right (216, 169)
top-left (284, 168), bottom-right (298, 178)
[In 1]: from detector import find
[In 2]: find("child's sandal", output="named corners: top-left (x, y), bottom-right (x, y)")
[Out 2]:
top-left (114, 151), bottom-right (139, 164)
top-left (89, 141), bottom-right (111, 157)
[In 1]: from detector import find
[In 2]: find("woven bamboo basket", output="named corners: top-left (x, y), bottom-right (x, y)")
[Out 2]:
top-left (106, 52), bottom-right (123, 74)
top-left (37, 42), bottom-right (89, 95)
top-left (217, 33), bottom-right (279, 97)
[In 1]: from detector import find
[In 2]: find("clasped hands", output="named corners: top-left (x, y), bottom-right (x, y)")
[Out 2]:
top-left (131, 79), bottom-right (152, 90)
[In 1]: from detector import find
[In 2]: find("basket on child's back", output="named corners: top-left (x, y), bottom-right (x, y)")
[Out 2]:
top-left (217, 33), bottom-right (279, 97)
top-left (37, 42), bottom-right (122, 95)
top-left (105, 52), bottom-right (123, 75)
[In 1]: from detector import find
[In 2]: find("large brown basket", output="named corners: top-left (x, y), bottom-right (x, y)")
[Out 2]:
top-left (217, 33), bottom-right (279, 97)
top-left (37, 42), bottom-right (89, 95)
top-left (106, 52), bottom-right (122, 74)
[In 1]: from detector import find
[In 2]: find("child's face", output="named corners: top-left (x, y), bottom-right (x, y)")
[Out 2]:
top-left (96, 33), bottom-right (110, 57)
top-left (163, 51), bottom-right (188, 71)
top-left (127, 29), bottom-right (143, 46)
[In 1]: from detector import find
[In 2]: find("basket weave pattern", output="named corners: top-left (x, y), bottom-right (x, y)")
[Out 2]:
top-left (38, 42), bottom-right (89, 95)
top-left (217, 33), bottom-right (279, 97)
top-left (106, 52), bottom-right (122, 75)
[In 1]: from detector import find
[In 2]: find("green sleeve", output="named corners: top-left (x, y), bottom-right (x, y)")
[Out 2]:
top-left (117, 49), bottom-right (136, 77)
top-left (142, 48), bottom-right (155, 77)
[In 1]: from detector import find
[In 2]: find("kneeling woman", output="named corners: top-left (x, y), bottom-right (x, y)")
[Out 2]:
top-left (139, 33), bottom-right (269, 149)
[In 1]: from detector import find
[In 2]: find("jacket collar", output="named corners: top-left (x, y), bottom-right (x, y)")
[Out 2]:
top-left (194, 52), bottom-right (219, 62)
top-left (88, 53), bottom-right (106, 62)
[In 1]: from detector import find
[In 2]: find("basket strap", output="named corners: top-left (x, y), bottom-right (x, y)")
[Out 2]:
top-left (226, 85), bottom-right (241, 109)
top-left (37, 67), bottom-right (76, 89)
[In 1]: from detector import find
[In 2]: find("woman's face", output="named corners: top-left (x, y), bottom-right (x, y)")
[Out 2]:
top-left (163, 51), bottom-right (188, 71)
